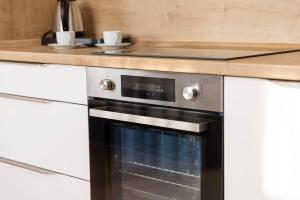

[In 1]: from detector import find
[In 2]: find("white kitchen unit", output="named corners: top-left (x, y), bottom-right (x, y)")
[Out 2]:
top-left (0, 95), bottom-right (90, 179)
top-left (0, 159), bottom-right (90, 200)
top-left (0, 62), bottom-right (87, 105)
top-left (225, 77), bottom-right (300, 200)
top-left (0, 62), bottom-right (90, 200)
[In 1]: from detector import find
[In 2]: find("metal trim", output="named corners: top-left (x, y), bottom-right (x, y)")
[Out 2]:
top-left (90, 108), bottom-right (210, 133)
top-left (0, 157), bottom-right (56, 175)
top-left (0, 93), bottom-right (50, 103)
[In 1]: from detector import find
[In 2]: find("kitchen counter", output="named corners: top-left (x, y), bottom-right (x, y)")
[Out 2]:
top-left (1, 40), bottom-right (300, 81)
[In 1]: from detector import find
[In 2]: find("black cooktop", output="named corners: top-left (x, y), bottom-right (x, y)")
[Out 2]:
top-left (91, 47), bottom-right (299, 61)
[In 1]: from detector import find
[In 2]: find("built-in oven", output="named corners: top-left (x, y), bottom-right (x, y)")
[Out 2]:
top-left (87, 67), bottom-right (223, 200)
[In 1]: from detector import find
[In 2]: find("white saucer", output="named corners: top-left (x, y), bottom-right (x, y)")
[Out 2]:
top-left (95, 43), bottom-right (131, 50)
top-left (48, 43), bottom-right (83, 49)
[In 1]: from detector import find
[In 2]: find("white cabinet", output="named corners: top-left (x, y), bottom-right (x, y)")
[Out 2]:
top-left (0, 62), bottom-right (90, 199)
top-left (0, 62), bottom-right (89, 181)
top-left (0, 87), bottom-right (89, 180)
top-left (0, 159), bottom-right (90, 200)
top-left (0, 62), bottom-right (87, 105)
top-left (225, 77), bottom-right (300, 200)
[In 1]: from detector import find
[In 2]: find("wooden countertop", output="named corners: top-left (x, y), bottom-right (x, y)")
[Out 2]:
top-left (0, 39), bottom-right (300, 81)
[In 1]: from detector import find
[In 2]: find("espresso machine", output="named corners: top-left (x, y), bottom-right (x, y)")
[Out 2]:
top-left (42, 0), bottom-right (96, 46)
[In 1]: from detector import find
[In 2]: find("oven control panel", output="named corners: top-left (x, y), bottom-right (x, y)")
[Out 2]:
top-left (87, 67), bottom-right (223, 112)
top-left (121, 75), bottom-right (176, 102)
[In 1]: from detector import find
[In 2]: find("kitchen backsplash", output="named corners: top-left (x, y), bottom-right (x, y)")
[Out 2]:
top-left (1, 0), bottom-right (300, 43)
top-left (78, 0), bottom-right (300, 43)
top-left (0, 0), bottom-right (55, 40)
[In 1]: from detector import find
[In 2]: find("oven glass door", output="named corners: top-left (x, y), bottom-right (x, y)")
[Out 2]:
top-left (89, 100), bottom-right (223, 200)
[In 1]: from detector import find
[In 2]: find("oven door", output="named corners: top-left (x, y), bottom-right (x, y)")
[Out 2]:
top-left (89, 99), bottom-right (223, 200)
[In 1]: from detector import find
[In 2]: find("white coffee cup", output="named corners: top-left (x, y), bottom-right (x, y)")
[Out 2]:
top-left (56, 31), bottom-right (75, 45)
top-left (103, 31), bottom-right (123, 45)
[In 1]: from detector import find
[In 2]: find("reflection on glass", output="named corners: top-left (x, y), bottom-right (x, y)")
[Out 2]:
top-left (109, 124), bottom-right (202, 200)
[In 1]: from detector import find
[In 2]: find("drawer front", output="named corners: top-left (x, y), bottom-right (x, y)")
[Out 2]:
top-left (0, 95), bottom-right (90, 180)
top-left (0, 160), bottom-right (90, 200)
top-left (0, 62), bottom-right (87, 105)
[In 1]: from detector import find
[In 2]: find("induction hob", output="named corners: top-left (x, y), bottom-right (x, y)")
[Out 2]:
top-left (91, 47), bottom-right (299, 60)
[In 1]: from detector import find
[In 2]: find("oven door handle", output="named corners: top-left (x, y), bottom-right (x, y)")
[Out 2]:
top-left (89, 108), bottom-right (212, 133)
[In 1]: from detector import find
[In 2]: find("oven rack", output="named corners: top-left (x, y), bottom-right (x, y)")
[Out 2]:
top-left (122, 161), bottom-right (201, 190)
top-left (124, 160), bottom-right (200, 178)
top-left (122, 186), bottom-right (173, 200)
top-left (121, 148), bottom-right (201, 177)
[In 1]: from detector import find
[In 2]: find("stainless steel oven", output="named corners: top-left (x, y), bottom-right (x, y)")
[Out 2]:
top-left (87, 68), bottom-right (224, 200)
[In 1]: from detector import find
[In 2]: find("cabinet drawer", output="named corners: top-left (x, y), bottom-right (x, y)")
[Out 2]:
top-left (0, 62), bottom-right (87, 105)
top-left (0, 159), bottom-right (90, 200)
top-left (0, 95), bottom-right (89, 180)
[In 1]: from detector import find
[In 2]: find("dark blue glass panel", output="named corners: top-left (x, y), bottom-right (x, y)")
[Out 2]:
top-left (114, 124), bottom-right (202, 177)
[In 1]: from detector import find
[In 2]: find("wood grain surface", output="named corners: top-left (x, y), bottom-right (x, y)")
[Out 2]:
top-left (0, 0), bottom-right (55, 40)
top-left (0, 40), bottom-right (300, 81)
top-left (0, 1), bottom-right (12, 39)
top-left (1, 0), bottom-right (300, 44)
top-left (77, 0), bottom-right (300, 43)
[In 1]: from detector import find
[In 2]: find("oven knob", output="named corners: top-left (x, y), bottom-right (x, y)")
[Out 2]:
top-left (100, 79), bottom-right (114, 90)
top-left (183, 86), bottom-right (198, 100)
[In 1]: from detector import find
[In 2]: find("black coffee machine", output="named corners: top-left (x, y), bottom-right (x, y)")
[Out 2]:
top-left (42, 0), bottom-right (96, 46)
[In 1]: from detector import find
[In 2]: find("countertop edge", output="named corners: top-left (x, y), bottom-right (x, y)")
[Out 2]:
top-left (0, 41), bottom-right (300, 81)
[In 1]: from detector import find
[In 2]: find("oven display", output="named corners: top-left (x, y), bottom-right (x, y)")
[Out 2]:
top-left (121, 75), bottom-right (175, 102)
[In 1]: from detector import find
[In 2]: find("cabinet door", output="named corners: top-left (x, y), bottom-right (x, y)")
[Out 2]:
top-left (0, 94), bottom-right (89, 180)
top-left (0, 62), bottom-right (87, 105)
top-left (225, 77), bottom-right (300, 200)
top-left (0, 159), bottom-right (90, 200)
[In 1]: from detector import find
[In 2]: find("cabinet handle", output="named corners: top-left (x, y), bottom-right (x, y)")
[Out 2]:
top-left (0, 157), bottom-right (56, 175)
top-left (0, 93), bottom-right (50, 103)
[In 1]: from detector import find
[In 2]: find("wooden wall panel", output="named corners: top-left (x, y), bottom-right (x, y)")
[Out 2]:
top-left (1, 0), bottom-right (300, 43)
top-left (0, 0), bottom-right (55, 40)
top-left (10, 0), bottom-right (56, 39)
top-left (78, 0), bottom-right (300, 43)
top-left (0, 0), bottom-right (12, 40)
